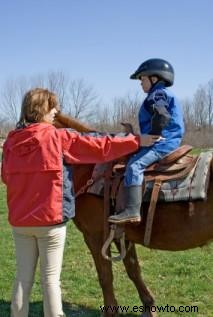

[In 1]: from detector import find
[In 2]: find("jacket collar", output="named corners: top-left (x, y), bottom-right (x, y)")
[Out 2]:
top-left (148, 81), bottom-right (165, 94)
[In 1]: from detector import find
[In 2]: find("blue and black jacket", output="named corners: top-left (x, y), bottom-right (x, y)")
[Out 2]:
top-left (138, 82), bottom-right (185, 154)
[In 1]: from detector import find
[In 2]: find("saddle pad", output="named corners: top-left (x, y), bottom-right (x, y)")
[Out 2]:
top-left (143, 151), bottom-right (213, 202)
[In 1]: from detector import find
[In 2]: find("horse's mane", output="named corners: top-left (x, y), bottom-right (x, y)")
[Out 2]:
top-left (54, 112), bottom-right (96, 133)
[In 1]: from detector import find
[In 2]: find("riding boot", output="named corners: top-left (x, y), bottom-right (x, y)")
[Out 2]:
top-left (108, 186), bottom-right (142, 224)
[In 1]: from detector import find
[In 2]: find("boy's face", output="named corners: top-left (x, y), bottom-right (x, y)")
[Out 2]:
top-left (139, 76), bottom-right (152, 93)
top-left (139, 75), bottom-right (159, 93)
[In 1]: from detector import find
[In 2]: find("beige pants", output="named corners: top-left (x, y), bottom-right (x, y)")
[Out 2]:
top-left (11, 224), bottom-right (66, 317)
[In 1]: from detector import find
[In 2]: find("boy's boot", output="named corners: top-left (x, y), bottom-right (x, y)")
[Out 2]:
top-left (108, 186), bottom-right (142, 224)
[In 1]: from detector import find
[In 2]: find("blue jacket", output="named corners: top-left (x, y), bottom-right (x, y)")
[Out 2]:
top-left (138, 82), bottom-right (185, 154)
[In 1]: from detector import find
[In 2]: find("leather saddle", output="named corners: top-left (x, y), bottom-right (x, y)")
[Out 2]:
top-left (111, 145), bottom-right (198, 246)
top-left (113, 144), bottom-right (196, 181)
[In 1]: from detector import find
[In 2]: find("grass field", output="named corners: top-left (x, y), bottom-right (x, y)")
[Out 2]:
top-left (0, 183), bottom-right (212, 317)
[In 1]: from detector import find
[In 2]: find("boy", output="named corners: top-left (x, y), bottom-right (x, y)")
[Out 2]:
top-left (109, 58), bottom-right (185, 224)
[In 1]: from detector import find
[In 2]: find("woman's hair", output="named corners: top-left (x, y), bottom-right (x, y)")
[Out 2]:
top-left (17, 88), bottom-right (60, 128)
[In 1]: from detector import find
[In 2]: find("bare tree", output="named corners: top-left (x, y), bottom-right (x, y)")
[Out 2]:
top-left (0, 79), bottom-right (28, 123)
top-left (182, 98), bottom-right (194, 130)
top-left (94, 105), bottom-right (113, 131)
top-left (94, 92), bottom-right (141, 133)
top-left (65, 79), bottom-right (99, 121)
top-left (111, 93), bottom-right (141, 132)
top-left (0, 73), bottom-right (99, 125)
top-left (206, 79), bottom-right (213, 128)
top-left (46, 71), bottom-right (68, 111)
top-left (30, 74), bottom-right (97, 118)
top-left (29, 71), bottom-right (69, 111)
top-left (182, 83), bottom-right (213, 147)
top-left (192, 86), bottom-right (208, 128)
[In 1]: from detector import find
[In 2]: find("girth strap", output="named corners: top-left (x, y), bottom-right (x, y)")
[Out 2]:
top-left (144, 178), bottom-right (162, 246)
top-left (103, 163), bottom-right (113, 248)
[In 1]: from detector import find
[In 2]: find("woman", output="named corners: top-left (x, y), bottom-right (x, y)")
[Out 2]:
top-left (1, 88), bottom-right (159, 317)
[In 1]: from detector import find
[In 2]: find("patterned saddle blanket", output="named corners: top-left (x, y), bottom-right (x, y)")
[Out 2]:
top-left (143, 151), bottom-right (212, 202)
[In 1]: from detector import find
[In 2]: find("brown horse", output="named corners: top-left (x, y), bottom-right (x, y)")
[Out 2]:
top-left (55, 113), bottom-right (213, 317)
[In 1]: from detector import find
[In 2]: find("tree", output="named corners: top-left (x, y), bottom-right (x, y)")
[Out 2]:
top-left (0, 72), bottom-right (99, 125)
top-left (0, 78), bottom-right (28, 123)
top-left (65, 78), bottom-right (99, 121)
top-left (182, 98), bottom-right (194, 130)
top-left (110, 93), bottom-right (141, 131)
top-left (192, 86), bottom-right (208, 128)
top-left (94, 93), bottom-right (141, 133)
top-left (206, 79), bottom-right (213, 128)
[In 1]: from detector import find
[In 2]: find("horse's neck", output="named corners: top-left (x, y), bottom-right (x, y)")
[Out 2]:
top-left (54, 113), bottom-right (95, 132)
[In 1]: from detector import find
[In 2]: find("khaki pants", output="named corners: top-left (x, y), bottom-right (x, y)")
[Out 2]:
top-left (11, 224), bottom-right (66, 317)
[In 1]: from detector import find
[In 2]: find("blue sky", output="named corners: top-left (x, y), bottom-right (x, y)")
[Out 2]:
top-left (0, 0), bottom-right (212, 104)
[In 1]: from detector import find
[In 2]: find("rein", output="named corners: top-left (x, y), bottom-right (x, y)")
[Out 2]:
top-left (75, 169), bottom-right (106, 198)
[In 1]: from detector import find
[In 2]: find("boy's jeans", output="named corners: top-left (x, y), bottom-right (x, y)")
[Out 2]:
top-left (124, 147), bottom-right (165, 186)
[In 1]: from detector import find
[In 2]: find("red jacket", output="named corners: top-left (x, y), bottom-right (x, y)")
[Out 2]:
top-left (1, 123), bottom-right (139, 226)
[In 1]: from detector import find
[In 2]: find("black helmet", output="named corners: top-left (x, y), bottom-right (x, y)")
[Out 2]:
top-left (130, 58), bottom-right (174, 87)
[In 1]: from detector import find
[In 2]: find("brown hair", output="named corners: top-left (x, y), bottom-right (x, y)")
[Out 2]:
top-left (17, 88), bottom-right (60, 127)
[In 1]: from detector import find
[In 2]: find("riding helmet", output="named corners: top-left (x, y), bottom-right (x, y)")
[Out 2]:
top-left (130, 58), bottom-right (174, 87)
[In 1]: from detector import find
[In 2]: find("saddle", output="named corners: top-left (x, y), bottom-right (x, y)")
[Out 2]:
top-left (113, 144), bottom-right (195, 180)
top-left (111, 145), bottom-right (198, 246)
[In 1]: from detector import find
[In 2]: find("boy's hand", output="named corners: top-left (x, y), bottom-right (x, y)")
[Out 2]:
top-left (139, 134), bottom-right (165, 147)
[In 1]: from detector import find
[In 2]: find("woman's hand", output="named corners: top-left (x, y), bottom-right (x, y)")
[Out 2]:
top-left (139, 134), bottom-right (165, 147)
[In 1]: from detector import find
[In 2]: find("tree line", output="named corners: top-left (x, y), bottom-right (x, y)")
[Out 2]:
top-left (0, 71), bottom-right (213, 147)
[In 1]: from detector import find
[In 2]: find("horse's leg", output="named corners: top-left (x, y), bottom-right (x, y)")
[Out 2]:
top-left (83, 233), bottom-right (118, 317)
top-left (114, 241), bottom-right (157, 317)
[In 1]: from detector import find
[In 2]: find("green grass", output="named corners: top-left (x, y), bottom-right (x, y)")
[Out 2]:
top-left (190, 148), bottom-right (213, 155)
top-left (0, 183), bottom-right (212, 317)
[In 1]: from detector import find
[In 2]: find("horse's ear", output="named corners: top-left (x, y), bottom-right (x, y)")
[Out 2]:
top-left (54, 112), bottom-right (96, 132)
top-left (120, 122), bottom-right (134, 134)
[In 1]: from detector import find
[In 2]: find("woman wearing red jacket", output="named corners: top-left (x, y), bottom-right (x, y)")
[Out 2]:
top-left (1, 88), bottom-right (160, 317)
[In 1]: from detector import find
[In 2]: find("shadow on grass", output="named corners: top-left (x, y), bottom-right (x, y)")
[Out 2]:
top-left (0, 300), bottom-right (137, 316)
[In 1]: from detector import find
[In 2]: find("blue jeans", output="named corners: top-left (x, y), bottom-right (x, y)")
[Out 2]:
top-left (124, 147), bottom-right (165, 186)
